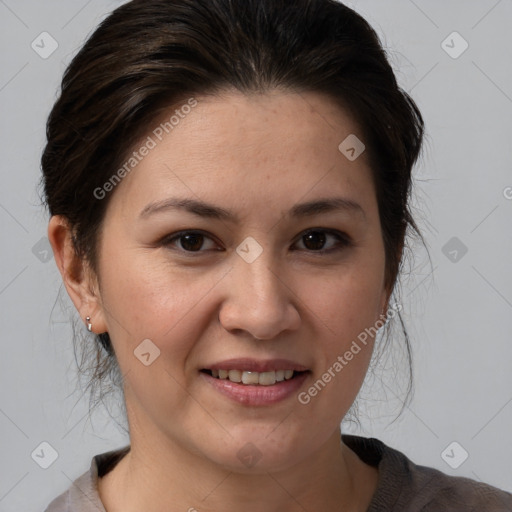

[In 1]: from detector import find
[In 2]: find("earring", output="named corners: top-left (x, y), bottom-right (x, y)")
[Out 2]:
top-left (86, 316), bottom-right (92, 332)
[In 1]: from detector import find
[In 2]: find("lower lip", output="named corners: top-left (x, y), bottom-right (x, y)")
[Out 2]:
top-left (200, 371), bottom-right (310, 406)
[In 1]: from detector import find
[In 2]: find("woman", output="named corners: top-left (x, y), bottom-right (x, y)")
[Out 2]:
top-left (42, 0), bottom-right (512, 510)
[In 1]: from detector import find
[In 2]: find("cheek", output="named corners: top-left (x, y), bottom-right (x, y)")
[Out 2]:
top-left (293, 276), bottom-right (383, 426)
top-left (97, 258), bottom-right (222, 421)
top-left (98, 248), bottom-right (229, 366)
top-left (299, 258), bottom-right (385, 338)
top-left (294, 255), bottom-right (385, 388)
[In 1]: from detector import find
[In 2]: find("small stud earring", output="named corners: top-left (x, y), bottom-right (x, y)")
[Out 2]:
top-left (86, 316), bottom-right (92, 332)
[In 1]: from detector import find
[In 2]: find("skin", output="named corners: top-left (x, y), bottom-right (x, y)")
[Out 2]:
top-left (49, 90), bottom-right (391, 512)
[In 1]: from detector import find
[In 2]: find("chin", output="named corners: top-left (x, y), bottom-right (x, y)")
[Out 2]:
top-left (199, 429), bottom-right (309, 474)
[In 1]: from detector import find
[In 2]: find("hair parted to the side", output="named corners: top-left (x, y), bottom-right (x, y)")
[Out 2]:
top-left (40, 0), bottom-right (425, 427)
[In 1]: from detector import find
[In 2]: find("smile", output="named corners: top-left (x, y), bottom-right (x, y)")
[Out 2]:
top-left (200, 367), bottom-right (310, 405)
top-left (202, 369), bottom-right (301, 386)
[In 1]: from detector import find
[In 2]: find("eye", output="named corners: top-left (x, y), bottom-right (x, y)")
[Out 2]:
top-left (161, 230), bottom-right (221, 253)
top-left (293, 229), bottom-right (351, 254)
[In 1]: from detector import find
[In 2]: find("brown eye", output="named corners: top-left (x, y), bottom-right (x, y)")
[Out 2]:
top-left (302, 231), bottom-right (327, 251)
top-left (294, 229), bottom-right (351, 253)
top-left (178, 233), bottom-right (205, 251)
top-left (161, 231), bottom-right (220, 252)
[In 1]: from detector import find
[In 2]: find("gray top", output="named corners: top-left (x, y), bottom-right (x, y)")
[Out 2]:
top-left (44, 435), bottom-right (512, 511)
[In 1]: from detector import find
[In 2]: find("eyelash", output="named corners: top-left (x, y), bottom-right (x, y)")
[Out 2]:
top-left (159, 228), bottom-right (352, 256)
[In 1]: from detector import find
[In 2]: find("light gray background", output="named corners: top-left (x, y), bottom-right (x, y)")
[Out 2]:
top-left (1, 1), bottom-right (511, 510)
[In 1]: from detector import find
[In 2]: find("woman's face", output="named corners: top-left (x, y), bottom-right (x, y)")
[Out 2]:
top-left (90, 90), bottom-right (388, 471)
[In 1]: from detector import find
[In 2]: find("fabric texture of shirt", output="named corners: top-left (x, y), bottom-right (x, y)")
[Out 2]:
top-left (44, 434), bottom-right (512, 511)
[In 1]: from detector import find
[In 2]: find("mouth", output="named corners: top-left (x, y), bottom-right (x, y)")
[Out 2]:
top-left (200, 369), bottom-right (307, 386)
top-left (199, 359), bottom-right (311, 405)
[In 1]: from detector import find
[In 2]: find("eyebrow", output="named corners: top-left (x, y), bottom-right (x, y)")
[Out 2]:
top-left (139, 196), bottom-right (366, 222)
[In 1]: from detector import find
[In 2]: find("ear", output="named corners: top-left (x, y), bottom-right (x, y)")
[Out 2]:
top-left (48, 215), bottom-right (108, 334)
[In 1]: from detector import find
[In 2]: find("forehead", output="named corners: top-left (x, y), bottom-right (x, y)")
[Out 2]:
top-left (106, 90), bottom-right (376, 220)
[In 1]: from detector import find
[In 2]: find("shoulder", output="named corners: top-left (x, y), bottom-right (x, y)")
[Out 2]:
top-left (43, 446), bottom-right (130, 512)
top-left (398, 462), bottom-right (512, 511)
top-left (44, 491), bottom-right (69, 512)
top-left (342, 434), bottom-right (512, 511)
top-left (43, 470), bottom-right (88, 512)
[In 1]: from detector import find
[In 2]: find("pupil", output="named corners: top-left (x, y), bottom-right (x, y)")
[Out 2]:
top-left (181, 234), bottom-right (203, 251)
top-left (304, 231), bottom-right (326, 250)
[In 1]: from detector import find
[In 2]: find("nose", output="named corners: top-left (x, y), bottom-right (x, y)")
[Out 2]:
top-left (218, 250), bottom-right (301, 341)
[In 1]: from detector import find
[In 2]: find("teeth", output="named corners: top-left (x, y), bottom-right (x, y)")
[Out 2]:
top-left (228, 370), bottom-right (242, 383)
top-left (211, 369), bottom-right (297, 385)
top-left (242, 371), bottom-right (260, 385)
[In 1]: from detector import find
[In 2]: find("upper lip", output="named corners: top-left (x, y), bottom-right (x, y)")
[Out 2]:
top-left (202, 358), bottom-right (309, 373)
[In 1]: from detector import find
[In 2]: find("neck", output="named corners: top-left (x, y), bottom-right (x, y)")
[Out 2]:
top-left (98, 421), bottom-right (373, 512)
top-left (98, 392), bottom-right (378, 512)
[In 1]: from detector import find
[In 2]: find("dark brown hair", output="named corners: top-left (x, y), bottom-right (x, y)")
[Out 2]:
top-left (41, 0), bottom-right (424, 422)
